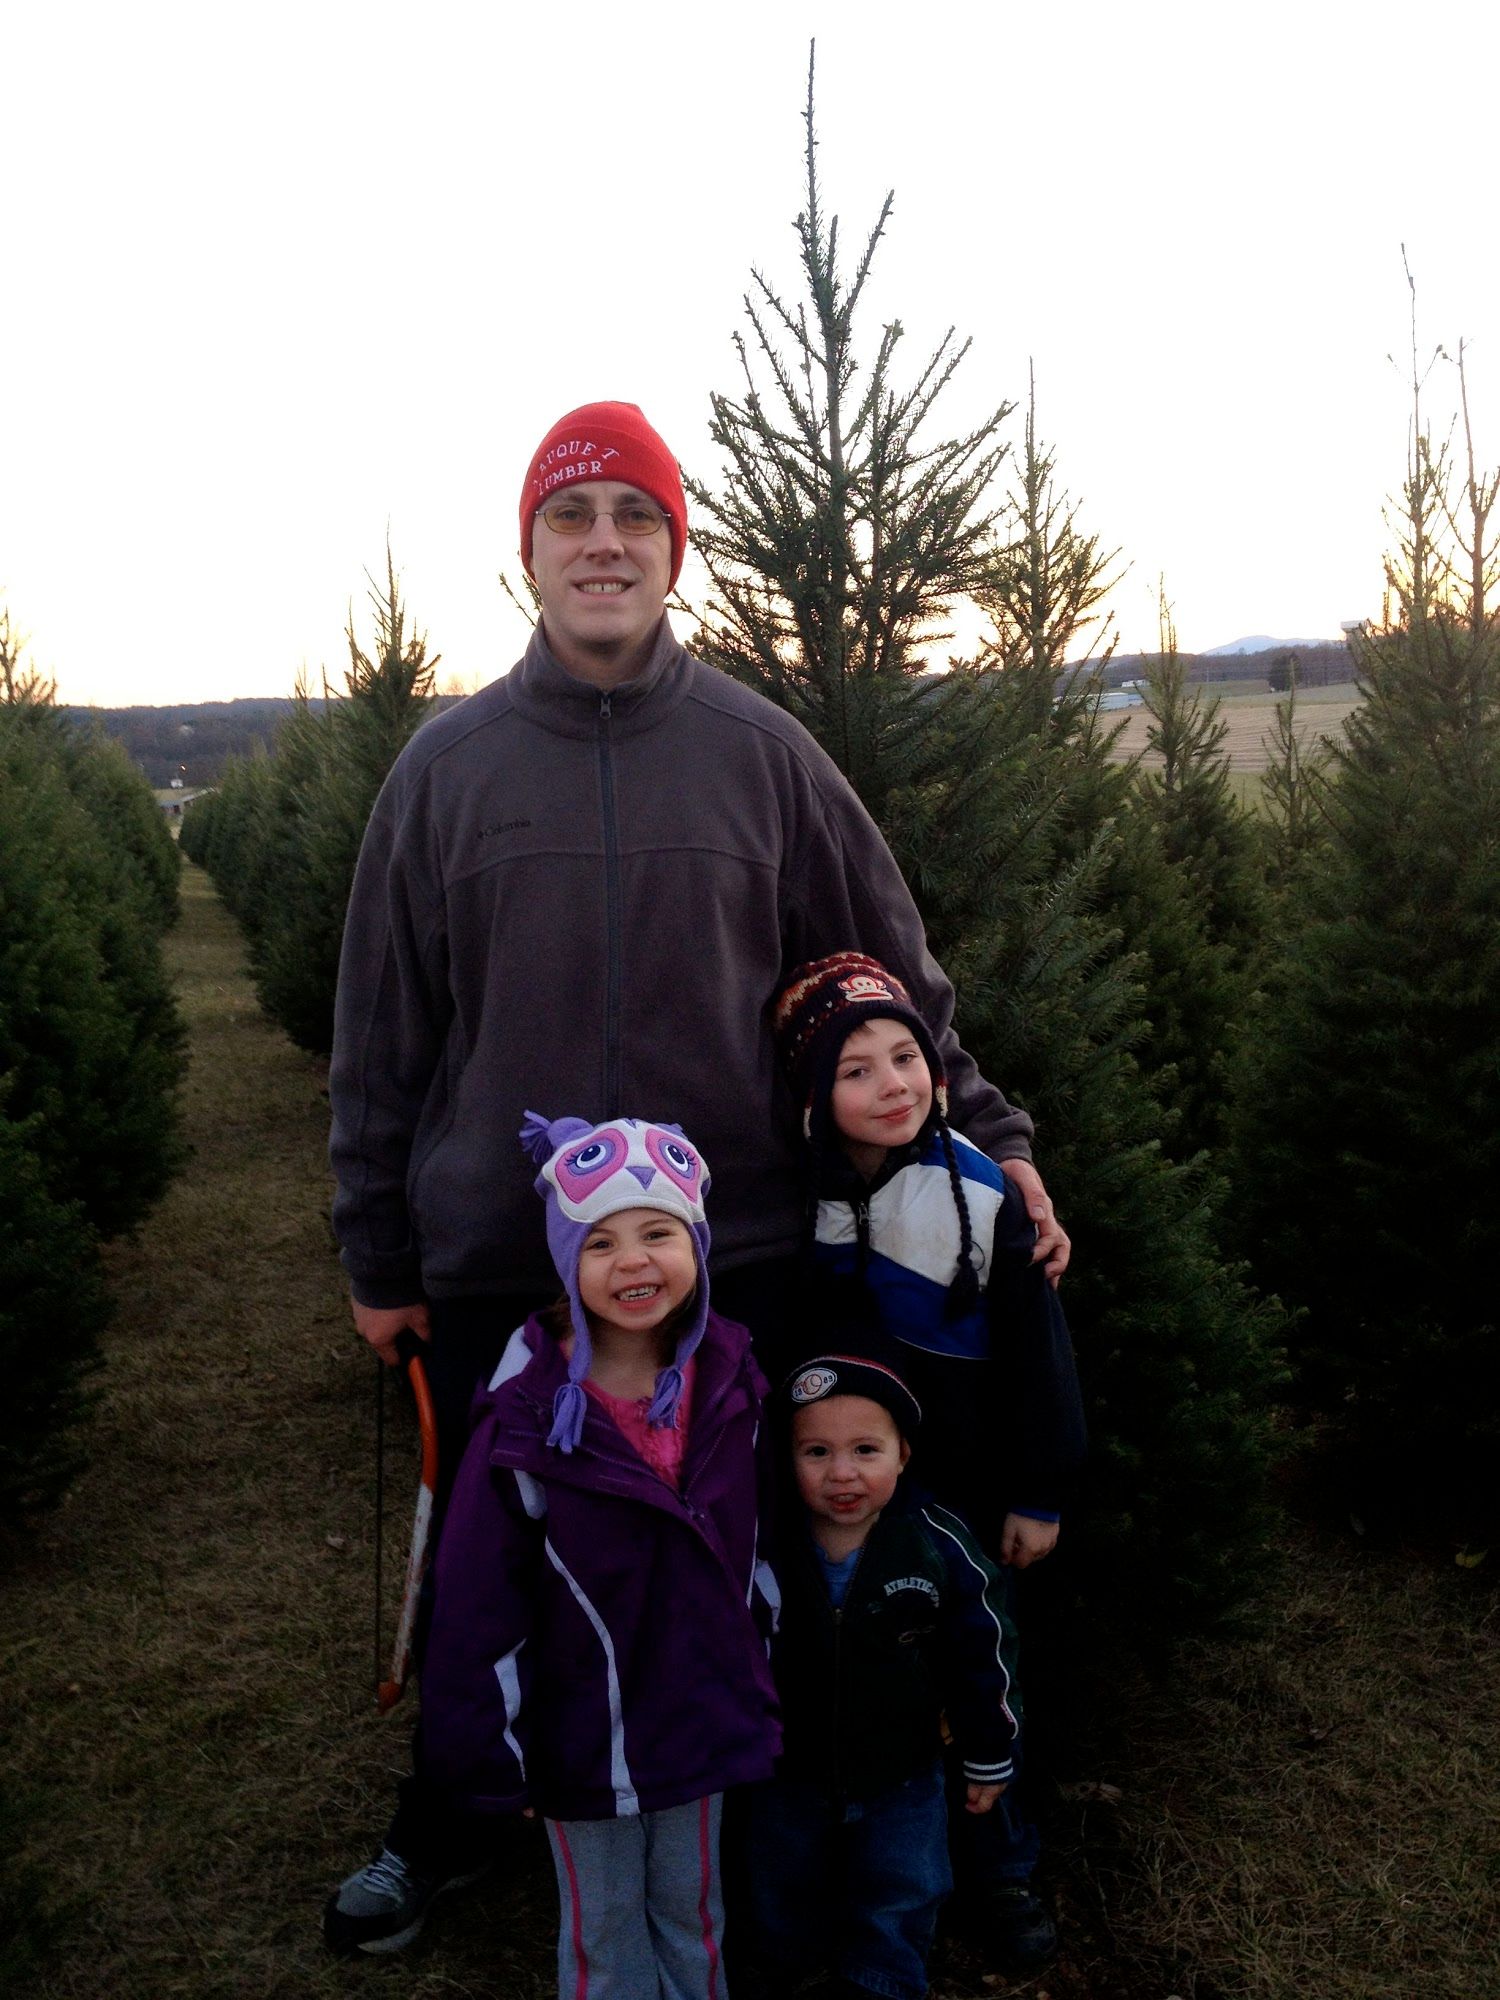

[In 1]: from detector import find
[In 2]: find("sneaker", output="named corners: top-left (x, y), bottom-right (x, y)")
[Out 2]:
top-left (970, 1883), bottom-right (1059, 1974)
top-left (322, 1845), bottom-right (489, 1955)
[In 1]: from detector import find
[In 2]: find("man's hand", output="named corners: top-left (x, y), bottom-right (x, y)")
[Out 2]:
top-left (1002, 1158), bottom-right (1070, 1283)
top-left (999, 1512), bottom-right (1060, 1568)
top-left (965, 1780), bottom-right (1005, 1815)
top-left (351, 1299), bottom-right (431, 1367)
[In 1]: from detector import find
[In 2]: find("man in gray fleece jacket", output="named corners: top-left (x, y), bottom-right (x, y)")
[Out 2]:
top-left (323, 399), bottom-right (1068, 1956)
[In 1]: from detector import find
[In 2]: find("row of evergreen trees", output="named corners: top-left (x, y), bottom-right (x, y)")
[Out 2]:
top-left (0, 617), bottom-right (186, 1520)
top-left (179, 552), bottom-right (439, 1054)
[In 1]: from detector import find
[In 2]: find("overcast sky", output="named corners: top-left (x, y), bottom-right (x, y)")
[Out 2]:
top-left (5, 0), bottom-right (1498, 708)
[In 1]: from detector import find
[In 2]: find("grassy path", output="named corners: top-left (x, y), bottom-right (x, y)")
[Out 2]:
top-left (2, 864), bottom-right (552, 1998)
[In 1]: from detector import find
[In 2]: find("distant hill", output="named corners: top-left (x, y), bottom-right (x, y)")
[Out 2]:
top-left (60, 697), bottom-right (310, 788)
top-left (62, 692), bottom-right (461, 788)
top-left (1200, 634), bottom-right (1340, 657)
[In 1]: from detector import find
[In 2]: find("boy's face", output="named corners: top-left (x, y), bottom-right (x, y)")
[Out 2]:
top-left (830, 1017), bottom-right (934, 1169)
top-left (791, 1395), bottom-right (910, 1543)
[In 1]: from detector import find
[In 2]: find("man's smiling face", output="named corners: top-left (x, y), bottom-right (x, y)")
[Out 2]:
top-left (528, 478), bottom-right (672, 686)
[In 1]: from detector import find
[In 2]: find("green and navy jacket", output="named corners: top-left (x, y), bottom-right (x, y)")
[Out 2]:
top-left (770, 1489), bottom-right (1021, 1801)
top-left (812, 1126), bottom-right (1086, 1533)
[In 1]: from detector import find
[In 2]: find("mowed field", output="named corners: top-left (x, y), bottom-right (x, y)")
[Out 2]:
top-left (1104, 680), bottom-right (1362, 773)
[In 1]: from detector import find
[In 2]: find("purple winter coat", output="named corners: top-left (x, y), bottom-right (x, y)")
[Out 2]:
top-left (420, 1309), bottom-right (782, 1822)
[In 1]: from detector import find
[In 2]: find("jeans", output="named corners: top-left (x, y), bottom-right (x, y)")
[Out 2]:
top-left (745, 1761), bottom-right (951, 2000)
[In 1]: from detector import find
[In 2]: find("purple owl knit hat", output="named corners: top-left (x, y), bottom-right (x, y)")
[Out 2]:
top-left (519, 1111), bottom-right (713, 1454)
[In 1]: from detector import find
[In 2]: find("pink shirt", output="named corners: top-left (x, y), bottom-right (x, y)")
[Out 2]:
top-left (583, 1357), bottom-right (696, 1489)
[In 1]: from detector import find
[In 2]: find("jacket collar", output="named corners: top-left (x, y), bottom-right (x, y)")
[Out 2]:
top-left (818, 1123), bottom-right (936, 1203)
top-left (492, 1311), bottom-right (751, 1499)
top-left (504, 618), bottom-right (696, 740)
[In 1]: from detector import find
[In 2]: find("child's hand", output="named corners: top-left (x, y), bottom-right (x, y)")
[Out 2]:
top-left (1000, 1513), bottom-right (1059, 1567)
top-left (965, 1780), bottom-right (1005, 1814)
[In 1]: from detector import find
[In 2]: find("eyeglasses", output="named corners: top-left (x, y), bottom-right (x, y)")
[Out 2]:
top-left (539, 496), bottom-right (667, 538)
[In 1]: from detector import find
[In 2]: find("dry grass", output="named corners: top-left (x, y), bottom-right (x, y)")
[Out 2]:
top-left (1045, 1532), bottom-right (1500, 2000)
top-left (1106, 682), bottom-right (1362, 773)
top-left (5, 863), bottom-right (1496, 2000)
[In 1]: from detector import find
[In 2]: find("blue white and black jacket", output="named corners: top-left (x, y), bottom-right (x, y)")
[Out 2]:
top-left (812, 1127), bottom-right (1086, 1531)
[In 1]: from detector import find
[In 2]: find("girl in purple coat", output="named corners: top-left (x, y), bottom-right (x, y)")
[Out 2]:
top-left (421, 1111), bottom-right (781, 2000)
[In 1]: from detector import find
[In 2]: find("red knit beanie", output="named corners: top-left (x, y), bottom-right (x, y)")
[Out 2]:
top-left (519, 401), bottom-right (687, 588)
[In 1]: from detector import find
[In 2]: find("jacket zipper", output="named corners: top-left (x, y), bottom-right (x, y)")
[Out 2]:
top-left (854, 1196), bottom-right (871, 1275)
top-left (828, 1541), bottom-right (865, 1799)
top-left (596, 692), bottom-right (622, 1113)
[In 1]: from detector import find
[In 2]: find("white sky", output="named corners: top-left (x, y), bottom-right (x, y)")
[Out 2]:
top-left (5, 0), bottom-right (1498, 708)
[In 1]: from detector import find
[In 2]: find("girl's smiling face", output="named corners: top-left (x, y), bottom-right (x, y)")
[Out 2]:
top-left (576, 1207), bottom-right (697, 1338)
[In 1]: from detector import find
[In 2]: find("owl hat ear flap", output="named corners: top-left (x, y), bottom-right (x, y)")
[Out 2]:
top-left (520, 1111), bottom-right (713, 1453)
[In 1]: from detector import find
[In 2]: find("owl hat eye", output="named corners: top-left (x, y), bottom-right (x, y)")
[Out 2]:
top-left (552, 1127), bottom-right (628, 1207)
top-left (643, 1125), bottom-right (704, 1203)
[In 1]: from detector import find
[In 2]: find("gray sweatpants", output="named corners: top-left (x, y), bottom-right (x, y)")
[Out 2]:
top-left (545, 1794), bottom-right (724, 2000)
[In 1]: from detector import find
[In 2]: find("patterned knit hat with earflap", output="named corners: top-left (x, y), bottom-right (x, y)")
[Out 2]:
top-left (519, 1111), bottom-right (712, 1453)
top-left (771, 952), bottom-right (981, 1317)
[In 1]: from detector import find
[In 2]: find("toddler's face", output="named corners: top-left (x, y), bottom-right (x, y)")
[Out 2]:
top-left (577, 1208), bottom-right (696, 1338)
top-left (830, 1017), bottom-right (933, 1165)
top-left (791, 1394), bottom-right (909, 1538)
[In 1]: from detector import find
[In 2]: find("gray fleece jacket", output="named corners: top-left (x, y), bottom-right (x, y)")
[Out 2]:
top-left (329, 620), bottom-right (1033, 1308)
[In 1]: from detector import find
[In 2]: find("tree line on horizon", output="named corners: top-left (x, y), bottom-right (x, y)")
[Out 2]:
top-left (9, 77), bottom-right (1497, 1715)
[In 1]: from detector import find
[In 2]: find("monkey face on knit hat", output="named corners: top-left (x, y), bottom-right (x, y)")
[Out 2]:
top-left (772, 952), bottom-right (948, 1143)
top-left (519, 1111), bottom-right (711, 1452)
top-left (519, 401), bottom-right (688, 588)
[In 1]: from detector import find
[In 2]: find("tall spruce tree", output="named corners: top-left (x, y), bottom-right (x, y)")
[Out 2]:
top-left (692, 59), bottom-right (1284, 1669)
top-left (689, 50), bottom-right (1011, 819)
top-left (1243, 340), bottom-right (1500, 1540)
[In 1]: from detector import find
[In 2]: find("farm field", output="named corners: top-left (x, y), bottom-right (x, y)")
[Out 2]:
top-left (2, 861), bottom-right (1494, 2000)
top-left (1105, 679), bottom-right (1362, 772)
